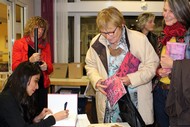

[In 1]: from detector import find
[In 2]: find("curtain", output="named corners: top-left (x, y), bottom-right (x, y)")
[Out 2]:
top-left (41, 0), bottom-right (54, 62)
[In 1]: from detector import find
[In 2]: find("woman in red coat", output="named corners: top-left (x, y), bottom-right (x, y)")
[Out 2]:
top-left (12, 16), bottom-right (53, 122)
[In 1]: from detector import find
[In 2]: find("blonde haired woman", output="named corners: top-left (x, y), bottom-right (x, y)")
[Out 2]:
top-left (136, 12), bottom-right (158, 51)
top-left (85, 6), bottom-right (159, 125)
top-left (12, 16), bottom-right (53, 121)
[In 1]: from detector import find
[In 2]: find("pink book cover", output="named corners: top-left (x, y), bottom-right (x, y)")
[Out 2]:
top-left (104, 52), bottom-right (140, 107)
top-left (166, 42), bottom-right (186, 60)
top-left (104, 75), bottom-right (127, 107)
top-left (116, 52), bottom-right (140, 77)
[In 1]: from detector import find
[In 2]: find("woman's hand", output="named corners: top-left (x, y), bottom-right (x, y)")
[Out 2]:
top-left (96, 79), bottom-right (107, 95)
top-left (53, 110), bottom-right (69, 121)
top-left (157, 68), bottom-right (171, 77)
top-left (119, 76), bottom-right (131, 86)
top-left (40, 61), bottom-right (47, 71)
top-left (160, 55), bottom-right (173, 69)
top-left (33, 108), bottom-right (52, 123)
top-left (29, 53), bottom-right (41, 63)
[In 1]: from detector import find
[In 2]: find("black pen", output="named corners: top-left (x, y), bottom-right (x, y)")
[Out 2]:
top-left (64, 102), bottom-right (68, 110)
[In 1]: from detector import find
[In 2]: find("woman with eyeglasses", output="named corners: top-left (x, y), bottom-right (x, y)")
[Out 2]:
top-left (85, 6), bottom-right (159, 126)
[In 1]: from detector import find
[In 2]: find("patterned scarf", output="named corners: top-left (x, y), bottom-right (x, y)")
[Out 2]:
top-left (161, 22), bottom-right (187, 45)
top-left (25, 36), bottom-right (46, 50)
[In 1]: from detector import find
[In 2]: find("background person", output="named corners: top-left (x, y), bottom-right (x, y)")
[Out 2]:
top-left (0, 61), bottom-right (69, 127)
top-left (136, 12), bottom-right (158, 51)
top-left (136, 12), bottom-right (159, 127)
top-left (85, 6), bottom-right (159, 125)
top-left (12, 16), bottom-right (53, 117)
top-left (154, 0), bottom-right (190, 127)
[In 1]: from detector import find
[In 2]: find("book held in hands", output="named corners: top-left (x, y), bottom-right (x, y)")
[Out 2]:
top-left (104, 52), bottom-right (140, 108)
top-left (104, 75), bottom-right (126, 107)
top-left (166, 42), bottom-right (187, 60)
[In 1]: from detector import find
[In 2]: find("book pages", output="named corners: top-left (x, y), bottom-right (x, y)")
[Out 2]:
top-left (48, 94), bottom-right (78, 127)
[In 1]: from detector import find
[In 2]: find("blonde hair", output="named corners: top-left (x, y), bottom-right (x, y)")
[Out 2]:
top-left (24, 16), bottom-right (49, 40)
top-left (96, 6), bottom-right (125, 30)
top-left (136, 12), bottom-right (155, 31)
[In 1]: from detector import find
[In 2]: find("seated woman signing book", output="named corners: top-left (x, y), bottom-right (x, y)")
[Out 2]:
top-left (0, 61), bottom-right (69, 127)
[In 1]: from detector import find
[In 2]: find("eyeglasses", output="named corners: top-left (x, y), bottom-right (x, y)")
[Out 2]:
top-left (100, 27), bottom-right (118, 36)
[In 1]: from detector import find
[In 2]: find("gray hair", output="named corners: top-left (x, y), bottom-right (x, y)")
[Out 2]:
top-left (165, 0), bottom-right (190, 29)
top-left (136, 12), bottom-right (155, 31)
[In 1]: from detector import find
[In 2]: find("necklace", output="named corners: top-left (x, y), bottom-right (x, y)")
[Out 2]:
top-left (108, 45), bottom-right (123, 56)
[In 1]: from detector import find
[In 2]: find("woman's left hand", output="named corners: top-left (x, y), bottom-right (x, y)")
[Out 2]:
top-left (160, 55), bottom-right (173, 69)
top-left (40, 61), bottom-right (47, 71)
top-left (119, 76), bottom-right (131, 86)
top-left (33, 108), bottom-right (52, 123)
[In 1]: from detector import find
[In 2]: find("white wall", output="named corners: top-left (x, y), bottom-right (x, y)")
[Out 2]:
top-left (15, 0), bottom-right (34, 19)
top-left (66, 1), bottom-right (164, 62)
top-left (14, 1), bottom-right (165, 63)
top-left (68, 1), bottom-right (163, 15)
top-left (34, 0), bottom-right (41, 16)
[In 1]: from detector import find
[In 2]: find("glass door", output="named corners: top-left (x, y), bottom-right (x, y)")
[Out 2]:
top-left (0, 1), bottom-right (10, 91)
top-left (0, 2), bottom-right (9, 71)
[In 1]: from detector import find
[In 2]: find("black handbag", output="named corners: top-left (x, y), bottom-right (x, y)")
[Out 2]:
top-left (118, 87), bottom-right (146, 127)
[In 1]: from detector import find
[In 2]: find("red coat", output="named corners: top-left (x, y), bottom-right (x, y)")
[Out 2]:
top-left (12, 37), bottom-right (53, 88)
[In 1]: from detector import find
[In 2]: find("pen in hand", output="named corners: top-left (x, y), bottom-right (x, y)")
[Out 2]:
top-left (64, 102), bottom-right (68, 110)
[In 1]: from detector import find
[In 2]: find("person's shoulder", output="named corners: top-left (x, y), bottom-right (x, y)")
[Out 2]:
top-left (15, 37), bottom-right (26, 42)
top-left (150, 32), bottom-right (158, 37)
top-left (126, 27), bottom-right (144, 35)
top-left (14, 37), bottom-right (27, 46)
top-left (90, 34), bottom-right (101, 46)
top-left (127, 28), bottom-right (146, 39)
top-left (0, 91), bottom-right (14, 105)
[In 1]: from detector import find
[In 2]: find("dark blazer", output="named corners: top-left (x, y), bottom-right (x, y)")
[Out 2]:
top-left (166, 60), bottom-right (190, 126)
top-left (0, 90), bottom-right (55, 127)
top-left (147, 32), bottom-right (158, 52)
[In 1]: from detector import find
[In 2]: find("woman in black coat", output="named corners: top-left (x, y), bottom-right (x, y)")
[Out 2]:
top-left (0, 61), bottom-right (69, 127)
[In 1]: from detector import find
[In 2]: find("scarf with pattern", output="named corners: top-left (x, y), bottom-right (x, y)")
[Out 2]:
top-left (25, 36), bottom-right (46, 50)
top-left (161, 22), bottom-right (187, 45)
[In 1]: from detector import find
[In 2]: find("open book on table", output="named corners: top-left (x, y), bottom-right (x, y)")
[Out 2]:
top-left (47, 94), bottom-right (78, 127)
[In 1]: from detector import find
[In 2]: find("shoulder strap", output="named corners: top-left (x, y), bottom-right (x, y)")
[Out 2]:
top-left (124, 27), bottom-right (130, 51)
top-left (126, 88), bottom-right (146, 127)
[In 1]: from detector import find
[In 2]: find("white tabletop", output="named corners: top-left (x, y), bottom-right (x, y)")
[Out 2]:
top-left (76, 114), bottom-right (131, 127)
top-left (88, 123), bottom-right (131, 127)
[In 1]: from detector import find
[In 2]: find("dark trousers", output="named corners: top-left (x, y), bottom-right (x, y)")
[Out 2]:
top-left (153, 85), bottom-right (169, 127)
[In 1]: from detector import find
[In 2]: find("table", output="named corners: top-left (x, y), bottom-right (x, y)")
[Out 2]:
top-left (88, 123), bottom-right (131, 127)
top-left (77, 114), bottom-right (131, 127)
top-left (49, 76), bottom-right (89, 93)
top-left (50, 76), bottom-right (89, 86)
top-left (49, 77), bottom-right (97, 122)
